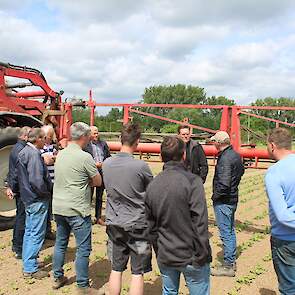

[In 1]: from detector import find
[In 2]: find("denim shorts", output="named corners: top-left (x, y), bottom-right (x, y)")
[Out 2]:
top-left (106, 225), bottom-right (152, 275)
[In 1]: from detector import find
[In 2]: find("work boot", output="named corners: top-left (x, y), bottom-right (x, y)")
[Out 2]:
top-left (76, 287), bottom-right (97, 295)
top-left (52, 276), bottom-right (68, 289)
top-left (215, 261), bottom-right (237, 271)
top-left (15, 252), bottom-right (22, 260)
top-left (23, 270), bottom-right (49, 280)
top-left (37, 261), bottom-right (46, 268)
top-left (211, 265), bottom-right (235, 277)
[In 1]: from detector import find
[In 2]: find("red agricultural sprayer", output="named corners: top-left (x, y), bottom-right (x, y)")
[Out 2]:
top-left (0, 61), bottom-right (294, 223)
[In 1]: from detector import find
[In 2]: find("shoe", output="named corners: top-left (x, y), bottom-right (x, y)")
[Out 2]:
top-left (38, 261), bottom-right (46, 268)
top-left (46, 231), bottom-right (56, 240)
top-left (96, 218), bottom-right (106, 226)
top-left (211, 265), bottom-right (235, 277)
top-left (52, 276), bottom-right (68, 289)
top-left (15, 253), bottom-right (22, 259)
top-left (76, 287), bottom-right (96, 295)
top-left (23, 270), bottom-right (50, 280)
top-left (215, 261), bottom-right (237, 271)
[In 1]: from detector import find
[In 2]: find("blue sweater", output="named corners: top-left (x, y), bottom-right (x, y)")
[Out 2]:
top-left (265, 154), bottom-right (295, 241)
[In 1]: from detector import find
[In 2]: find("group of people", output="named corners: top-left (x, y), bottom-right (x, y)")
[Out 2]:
top-left (5, 121), bottom-right (295, 295)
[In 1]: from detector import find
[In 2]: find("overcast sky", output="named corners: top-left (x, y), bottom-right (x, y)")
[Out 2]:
top-left (1, 0), bottom-right (295, 105)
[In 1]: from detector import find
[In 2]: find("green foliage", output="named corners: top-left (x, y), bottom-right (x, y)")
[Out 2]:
top-left (241, 97), bottom-right (295, 143)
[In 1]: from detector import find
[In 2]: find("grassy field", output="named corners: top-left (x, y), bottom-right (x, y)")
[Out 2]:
top-left (0, 163), bottom-right (278, 295)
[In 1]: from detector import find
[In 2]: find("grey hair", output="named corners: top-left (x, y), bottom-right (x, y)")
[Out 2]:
top-left (41, 125), bottom-right (54, 136)
top-left (18, 126), bottom-right (31, 139)
top-left (70, 122), bottom-right (91, 140)
top-left (27, 128), bottom-right (44, 144)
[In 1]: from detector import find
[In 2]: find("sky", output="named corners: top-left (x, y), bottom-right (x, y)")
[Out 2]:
top-left (1, 0), bottom-right (295, 106)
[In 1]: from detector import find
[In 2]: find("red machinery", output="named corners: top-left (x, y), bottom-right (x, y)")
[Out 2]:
top-left (87, 99), bottom-right (295, 166)
top-left (0, 62), bottom-right (74, 222)
top-left (0, 61), bottom-right (294, 223)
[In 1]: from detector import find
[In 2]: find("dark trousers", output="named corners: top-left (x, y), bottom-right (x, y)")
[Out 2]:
top-left (46, 199), bottom-right (53, 233)
top-left (12, 196), bottom-right (26, 255)
top-left (95, 185), bottom-right (104, 219)
top-left (271, 236), bottom-right (295, 295)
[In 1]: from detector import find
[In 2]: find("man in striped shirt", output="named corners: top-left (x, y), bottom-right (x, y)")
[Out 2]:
top-left (41, 125), bottom-right (57, 240)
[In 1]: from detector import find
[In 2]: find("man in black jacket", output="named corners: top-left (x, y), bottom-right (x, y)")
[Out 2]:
top-left (146, 136), bottom-right (211, 295)
top-left (6, 126), bottom-right (31, 259)
top-left (178, 125), bottom-right (208, 183)
top-left (85, 126), bottom-right (110, 225)
top-left (15, 128), bottom-right (52, 279)
top-left (210, 131), bottom-right (244, 277)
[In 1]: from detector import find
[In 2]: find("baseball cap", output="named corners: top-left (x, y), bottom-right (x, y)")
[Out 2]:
top-left (210, 131), bottom-right (230, 143)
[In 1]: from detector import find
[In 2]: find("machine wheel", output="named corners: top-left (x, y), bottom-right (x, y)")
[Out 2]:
top-left (0, 127), bottom-right (20, 229)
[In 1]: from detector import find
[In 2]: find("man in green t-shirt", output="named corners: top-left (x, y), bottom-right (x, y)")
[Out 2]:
top-left (52, 122), bottom-right (101, 294)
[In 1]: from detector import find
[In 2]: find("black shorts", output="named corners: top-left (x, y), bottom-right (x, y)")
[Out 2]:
top-left (106, 225), bottom-right (152, 275)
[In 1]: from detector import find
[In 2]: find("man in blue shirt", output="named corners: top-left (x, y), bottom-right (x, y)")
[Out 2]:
top-left (6, 126), bottom-right (31, 259)
top-left (265, 128), bottom-right (295, 295)
top-left (16, 128), bottom-right (53, 279)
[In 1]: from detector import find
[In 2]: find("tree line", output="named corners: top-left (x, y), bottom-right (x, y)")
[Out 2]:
top-left (72, 84), bottom-right (295, 143)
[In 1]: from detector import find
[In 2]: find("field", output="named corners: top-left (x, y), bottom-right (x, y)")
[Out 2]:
top-left (0, 163), bottom-right (278, 295)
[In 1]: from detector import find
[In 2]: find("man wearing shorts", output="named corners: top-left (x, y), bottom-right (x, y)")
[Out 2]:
top-left (102, 123), bottom-right (153, 295)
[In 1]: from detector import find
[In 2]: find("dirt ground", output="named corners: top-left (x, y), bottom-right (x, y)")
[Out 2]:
top-left (0, 163), bottom-right (279, 295)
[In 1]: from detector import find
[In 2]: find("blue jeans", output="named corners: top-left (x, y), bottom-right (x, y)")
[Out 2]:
top-left (271, 236), bottom-right (295, 295)
top-left (214, 203), bottom-right (237, 265)
top-left (160, 264), bottom-right (210, 295)
top-left (12, 196), bottom-right (26, 255)
top-left (22, 201), bottom-right (49, 273)
top-left (53, 215), bottom-right (92, 288)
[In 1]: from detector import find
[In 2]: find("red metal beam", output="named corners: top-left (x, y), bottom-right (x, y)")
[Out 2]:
top-left (3, 67), bottom-right (58, 98)
top-left (238, 105), bottom-right (295, 111)
top-left (15, 90), bottom-right (46, 98)
top-left (106, 141), bottom-right (293, 160)
top-left (94, 103), bottom-right (225, 109)
top-left (240, 110), bottom-right (295, 127)
top-left (130, 108), bottom-right (217, 133)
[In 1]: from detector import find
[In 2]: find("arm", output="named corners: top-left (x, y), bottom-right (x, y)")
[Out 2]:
top-left (141, 162), bottom-right (153, 189)
top-left (90, 173), bottom-right (102, 187)
top-left (145, 189), bottom-right (158, 253)
top-left (27, 154), bottom-right (51, 198)
top-left (196, 144), bottom-right (208, 183)
top-left (84, 155), bottom-right (101, 187)
top-left (215, 157), bottom-right (232, 196)
top-left (104, 142), bottom-right (111, 159)
top-left (265, 172), bottom-right (295, 229)
top-left (189, 178), bottom-right (211, 261)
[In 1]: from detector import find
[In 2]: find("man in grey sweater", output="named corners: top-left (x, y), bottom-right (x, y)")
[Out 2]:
top-left (102, 123), bottom-right (153, 295)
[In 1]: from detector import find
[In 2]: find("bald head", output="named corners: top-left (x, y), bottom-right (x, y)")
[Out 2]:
top-left (90, 126), bottom-right (99, 141)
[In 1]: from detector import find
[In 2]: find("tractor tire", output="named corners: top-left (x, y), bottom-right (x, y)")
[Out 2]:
top-left (0, 127), bottom-right (20, 230)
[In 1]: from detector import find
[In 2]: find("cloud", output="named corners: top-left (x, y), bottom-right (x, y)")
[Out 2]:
top-left (0, 0), bottom-right (295, 107)
top-left (49, 0), bottom-right (146, 24)
top-left (149, 0), bottom-right (295, 27)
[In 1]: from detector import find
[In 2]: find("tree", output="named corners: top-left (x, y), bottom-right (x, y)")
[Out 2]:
top-left (137, 84), bottom-right (206, 131)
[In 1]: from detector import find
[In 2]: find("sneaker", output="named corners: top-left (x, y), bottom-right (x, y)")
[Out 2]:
top-left (23, 270), bottom-right (50, 280)
top-left (52, 276), bottom-right (68, 289)
top-left (211, 265), bottom-right (235, 277)
top-left (45, 231), bottom-right (56, 240)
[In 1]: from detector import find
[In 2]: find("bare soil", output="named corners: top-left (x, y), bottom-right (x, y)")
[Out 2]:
top-left (0, 164), bottom-right (279, 295)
